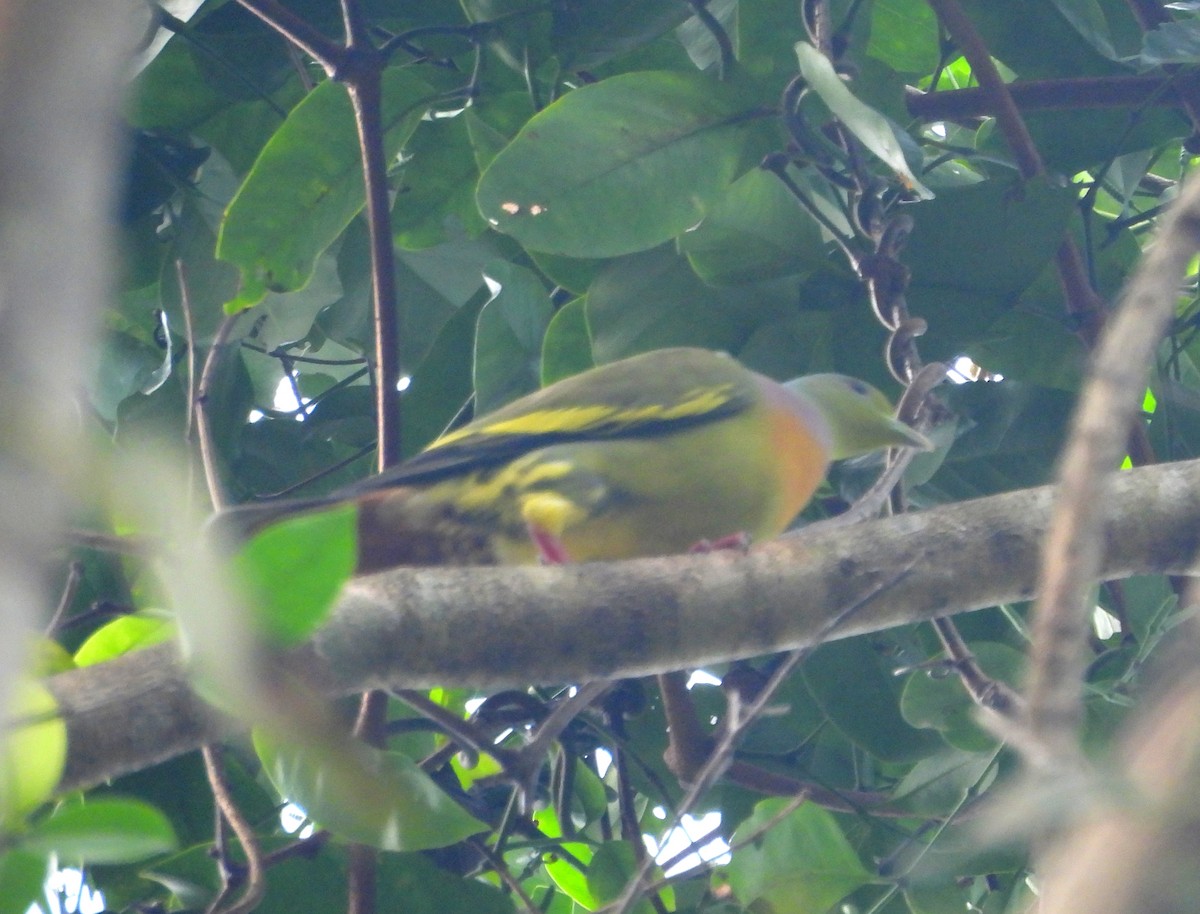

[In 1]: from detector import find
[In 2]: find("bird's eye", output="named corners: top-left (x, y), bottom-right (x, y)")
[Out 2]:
top-left (847, 379), bottom-right (870, 397)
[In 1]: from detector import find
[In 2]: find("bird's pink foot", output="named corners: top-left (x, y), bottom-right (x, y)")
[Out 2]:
top-left (528, 525), bottom-right (573, 564)
top-left (688, 532), bottom-right (752, 554)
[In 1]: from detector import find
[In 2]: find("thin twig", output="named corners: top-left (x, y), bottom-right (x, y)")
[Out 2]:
top-left (235, 0), bottom-right (345, 73)
top-left (203, 745), bottom-right (266, 914)
top-left (468, 838), bottom-right (542, 914)
top-left (44, 562), bottom-right (84, 635)
top-left (63, 529), bottom-right (151, 556)
top-left (930, 616), bottom-right (1023, 720)
top-left (924, 0), bottom-right (1043, 179)
top-left (510, 682), bottom-right (612, 802)
top-left (195, 314), bottom-right (241, 511)
top-left (604, 566), bottom-right (916, 914)
top-left (176, 260), bottom-right (198, 444)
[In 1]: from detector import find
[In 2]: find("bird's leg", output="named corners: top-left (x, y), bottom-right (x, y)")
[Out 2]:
top-left (527, 524), bottom-right (573, 564)
top-left (688, 531), bottom-right (752, 554)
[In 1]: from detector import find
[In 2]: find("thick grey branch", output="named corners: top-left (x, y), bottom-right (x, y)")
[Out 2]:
top-left (50, 458), bottom-right (1200, 793)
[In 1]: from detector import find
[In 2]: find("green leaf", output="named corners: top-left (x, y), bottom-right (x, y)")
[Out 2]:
top-left (588, 840), bottom-right (671, 914)
top-left (677, 167), bottom-right (827, 285)
top-left (89, 322), bottom-right (172, 424)
top-left (1050, 0), bottom-right (1119, 59)
top-left (794, 42), bottom-right (931, 198)
top-left (23, 798), bottom-right (176, 864)
top-left (461, 0), bottom-right (554, 73)
top-left (893, 748), bottom-right (1000, 815)
top-left (218, 68), bottom-right (432, 308)
top-left (724, 799), bottom-right (871, 914)
top-left (803, 636), bottom-right (942, 764)
top-left (528, 250), bottom-right (606, 294)
top-left (910, 382), bottom-right (1075, 503)
top-left (569, 758), bottom-right (610, 828)
top-left (584, 247), bottom-right (754, 363)
top-left (377, 852), bottom-right (516, 914)
top-left (531, 806), bottom-right (596, 908)
top-left (1, 681), bottom-right (67, 826)
top-left (474, 260), bottom-right (554, 413)
top-left (901, 643), bottom-right (1025, 751)
top-left (906, 882), bottom-right (979, 914)
top-left (541, 297), bottom-right (593, 386)
top-left (1140, 18), bottom-right (1200, 64)
top-left (145, 833), bottom-right (340, 911)
top-left (549, 0), bottom-right (691, 70)
top-left (392, 115), bottom-right (487, 250)
top-left (476, 71), bottom-right (752, 257)
top-left (956, 0), bottom-right (1131, 78)
top-left (73, 613), bottom-right (175, 667)
top-left (464, 92), bottom-right (535, 170)
top-left (868, 0), bottom-right (941, 73)
top-left (0, 849), bottom-right (48, 914)
top-left (967, 311), bottom-right (1087, 391)
top-left (1111, 575), bottom-right (1177, 648)
top-left (249, 248), bottom-right (345, 351)
top-left (254, 731), bottom-right (487, 851)
top-left (232, 504), bottom-right (357, 646)
top-left (903, 178), bottom-right (1076, 358)
top-left (676, 0), bottom-right (736, 71)
top-left (93, 753), bottom-right (224, 850)
top-left (400, 288), bottom-right (492, 457)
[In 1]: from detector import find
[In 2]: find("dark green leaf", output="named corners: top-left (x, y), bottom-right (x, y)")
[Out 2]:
top-left (248, 249), bottom-right (344, 351)
top-left (218, 68), bottom-right (432, 307)
top-left (400, 288), bottom-right (492, 457)
top-left (967, 311), bottom-right (1087, 391)
top-left (911, 382), bottom-right (1074, 503)
top-left (476, 71), bottom-right (753, 257)
top-left (588, 840), bottom-right (668, 914)
top-left (1140, 18), bottom-right (1200, 64)
top-left (893, 747), bottom-right (1000, 815)
top-left (867, 0), bottom-right (940, 73)
top-left (552, 0), bottom-right (690, 70)
top-left (541, 297), bottom-right (593, 385)
top-left (474, 260), bottom-right (554, 413)
top-left (255, 731), bottom-right (487, 851)
top-left (724, 799), bottom-right (871, 914)
top-left (90, 321), bottom-right (173, 424)
top-left (392, 116), bottom-right (487, 250)
top-left (956, 0), bottom-right (1135, 78)
top-left (584, 247), bottom-right (755, 362)
top-left (377, 852), bottom-right (515, 914)
top-left (0, 850), bottom-right (48, 914)
top-left (795, 42), bottom-right (930, 196)
top-left (904, 178), bottom-right (1076, 359)
top-left (900, 642), bottom-right (1025, 751)
top-left (803, 636), bottom-right (943, 763)
top-left (677, 167), bottom-right (827, 285)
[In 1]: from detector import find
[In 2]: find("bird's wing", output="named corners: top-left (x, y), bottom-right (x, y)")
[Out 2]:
top-left (347, 348), bottom-right (758, 491)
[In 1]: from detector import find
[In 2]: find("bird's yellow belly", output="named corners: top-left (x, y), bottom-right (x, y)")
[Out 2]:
top-left (436, 408), bottom-right (830, 564)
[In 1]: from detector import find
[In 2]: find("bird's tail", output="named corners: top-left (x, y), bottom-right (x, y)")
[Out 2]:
top-left (208, 487), bottom-right (504, 574)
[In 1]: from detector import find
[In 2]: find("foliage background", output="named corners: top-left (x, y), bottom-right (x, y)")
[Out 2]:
top-left (7, 0), bottom-right (1200, 912)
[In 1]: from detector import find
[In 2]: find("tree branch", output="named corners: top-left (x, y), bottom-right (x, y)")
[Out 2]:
top-left (48, 458), bottom-right (1200, 793)
top-left (1024, 174), bottom-right (1200, 767)
top-left (905, 74), bottom-right (1200, 120)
